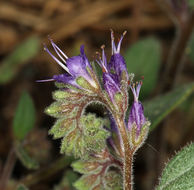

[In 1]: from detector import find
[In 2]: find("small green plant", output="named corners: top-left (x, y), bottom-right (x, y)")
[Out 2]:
top-left (41, 30), bottom-right (194, 190)
top-left (1, 1), bottom-right (194, 188)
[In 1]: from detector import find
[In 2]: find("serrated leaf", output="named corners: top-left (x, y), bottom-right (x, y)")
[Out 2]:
top-left (0, 36), bottom-right (40, 84)
top-left (46, 88), bottom-right (109, 159)
top-left (16, 184), bottom-right (29, 190)
top-left (72, 149), bottom-right (122, 190)
top-left (156, 143), bottom-right (194, 190)
top-left (144, 82), bottom-right (194, 130)
top-left (124, 37), bottom-right (161, 97)
top-left (13, 91), bottom-right (36, 141)
top-left (15, 144), bottom-right (39, 170)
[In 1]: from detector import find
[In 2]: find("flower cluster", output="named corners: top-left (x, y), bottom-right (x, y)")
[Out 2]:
top-left (40, 31), bottom-right (148, 138)
top-left (96, 31), bottom-right (128, 103)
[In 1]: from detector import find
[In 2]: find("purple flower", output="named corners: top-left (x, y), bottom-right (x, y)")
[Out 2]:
top-left (127, 82), bottom-right (146, 135)
top-left (108, 30), bottom-right (128, 82)
top-left (97, 47), bottom-right (121, 103)
top-left (38, 39), bottom-right (97, 89)
top-left (96, 31), bottom-right (129, 103)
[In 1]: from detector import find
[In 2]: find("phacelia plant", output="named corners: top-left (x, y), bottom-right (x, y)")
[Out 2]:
top-left (41, 31), bottom-right (150, 190)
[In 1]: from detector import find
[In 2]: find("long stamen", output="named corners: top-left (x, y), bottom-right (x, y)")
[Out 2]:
top-left (130, 83), bottom-right (138, 102)
top-left (44, 45), bottom-right (70, 73)
top-left (96, 51), bottom-right (103, 67)
top-left (96, 59), bottom-right (102, 67)
top-left (116, 31), bottom-right (127, 53)
top-left (36, 79), bottom-right (55, 82)
top-left (110, 29), bottom-right (117, 55)
top-left (136, 82), bottom-right (142, 98)
top-left (49, 39), bottom-right (68, 64)
top-left (101, 45), bottom-right (108, 73)
top-left (130, 81), bottom-right (142, 102)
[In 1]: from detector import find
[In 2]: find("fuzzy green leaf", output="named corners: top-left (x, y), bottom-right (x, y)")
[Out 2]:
top-left (0, 36), bottom-right (40, 84)
top-left (156, 143), bottom-right (194, 190)
top-left (15, 144), bottom-right (39, 170)
top-left (144, 82), bottom-right (194, 130)
top-left (13, 91), bottom-right (36, 141)
top-left (72, 149), bottom-right (122, 190)
top-left (125, 37), bottom-right (161, 97)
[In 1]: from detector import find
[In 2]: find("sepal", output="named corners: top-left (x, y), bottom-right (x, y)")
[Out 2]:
top-left (129, 121), bottom-right (150, 150)
top-left (76, 76), bottom-right (97, 92)
top-left (114, 92), bottom-right (123, 108)
top-left (120, 71), bottom-right (129, 90)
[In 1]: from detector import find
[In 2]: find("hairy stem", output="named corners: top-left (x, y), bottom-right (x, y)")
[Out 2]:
top-left (114, 115), bottom-right (134, 190)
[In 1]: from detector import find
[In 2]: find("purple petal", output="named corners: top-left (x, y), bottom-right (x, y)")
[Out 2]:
top-left (103, 73), bottom-right (120, 102)
top-left (109, 53), bottom-right (128, 81)
top-left (53, 74), bottom-right (79, 88)
top-left (80, 45), bottom-right (92, 69)
top-left (109, 73), bottom-right (119, 85)
top-left (128, 101), bottom-right (146, 134)
top-left (66, 46), bottom-right (92, 82)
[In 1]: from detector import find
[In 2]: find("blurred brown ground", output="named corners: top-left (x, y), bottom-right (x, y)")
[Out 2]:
top-left (0, 0), bottom-right (193, 190)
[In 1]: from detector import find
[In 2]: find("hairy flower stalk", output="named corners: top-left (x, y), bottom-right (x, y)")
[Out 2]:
top-left (41, 32), bottom-right (150, 190)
